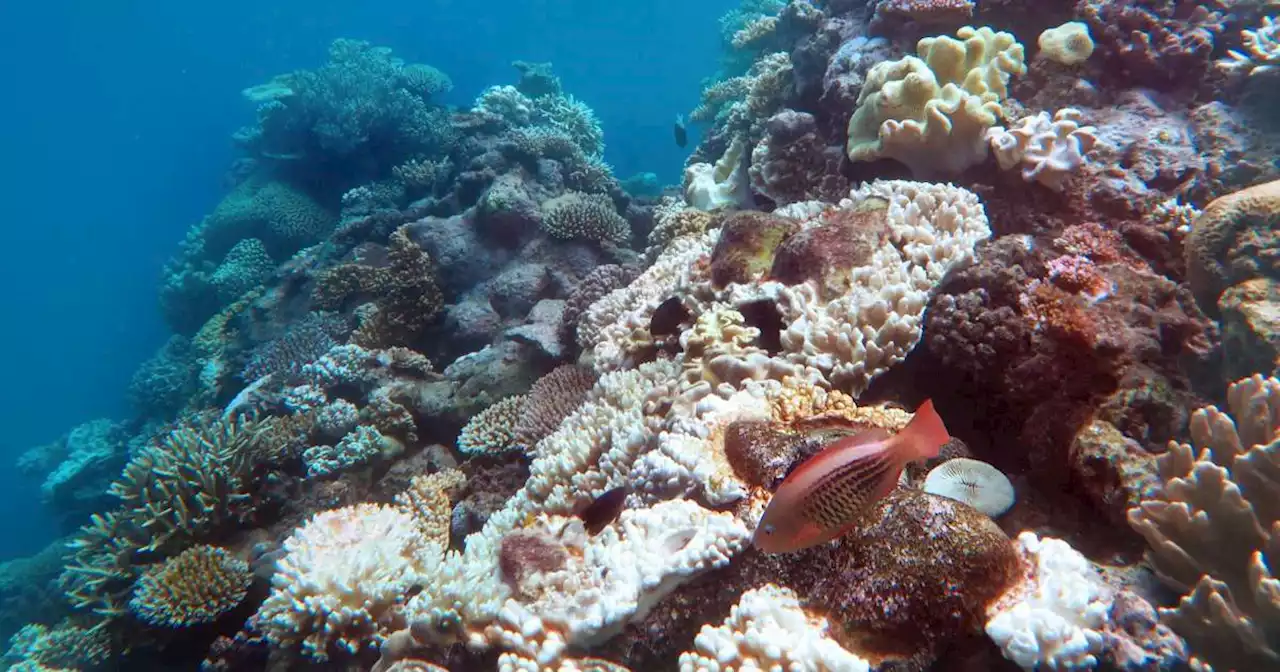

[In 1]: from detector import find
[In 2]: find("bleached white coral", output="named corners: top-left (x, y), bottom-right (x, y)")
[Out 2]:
top-left (986, 109), bottom-right (1097, 191)
top-left (986, 532), bottom-right (1112, 671)
top-left (684, 135), bottom-right (750, 212)
top-left (579, 234), bottom-right (714, 369)
top-left (678, 584), bottom-right (870, 672)
top-left (772, 180), bottom-right (991, 395)
top-left (416, 500), bottom-right (748, 667)
top-left (257, 503), bottom-right (432, 660)
top-left (302, 425), bottom-right (396, 477)
top-left (1220, 16), bottom-right (1280, 76)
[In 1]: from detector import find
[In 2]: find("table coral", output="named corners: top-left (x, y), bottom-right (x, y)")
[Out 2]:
top-left (1127, 374), bottom-right (1280, 670)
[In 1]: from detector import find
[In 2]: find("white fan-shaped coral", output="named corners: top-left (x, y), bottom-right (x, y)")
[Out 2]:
top-left (923, 457), bottom-right (1015, 517)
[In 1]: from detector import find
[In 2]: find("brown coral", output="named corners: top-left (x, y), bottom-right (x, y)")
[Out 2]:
top-left (512, 365), bottom-right (598, 449)
top-left (768, 204), bottom-right (890, 300)
top-left (541, 192), bottom-right (630, 245)
top-left (128, 545), bottom-right (252, 627)
top-left (314, 224), bottom-right (444, 348)
top-left (811, 489), bottom-right (1020, 665)
top-left (1185, 179), bottom-right (1280, 315)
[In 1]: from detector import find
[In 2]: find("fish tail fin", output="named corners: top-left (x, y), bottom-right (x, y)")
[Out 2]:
top-left (897, 399), bottom-right (950, 462)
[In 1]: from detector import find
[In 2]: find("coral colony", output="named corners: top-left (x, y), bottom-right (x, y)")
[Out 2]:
top-left (9, 2), bottom-right (1280, 671)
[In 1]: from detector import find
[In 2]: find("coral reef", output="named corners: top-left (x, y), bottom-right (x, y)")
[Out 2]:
top-left (27, 3), bottom-right (1280, 667)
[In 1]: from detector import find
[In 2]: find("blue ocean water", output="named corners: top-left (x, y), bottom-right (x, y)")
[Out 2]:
top-left (0, 0), bottom-right (733, 559)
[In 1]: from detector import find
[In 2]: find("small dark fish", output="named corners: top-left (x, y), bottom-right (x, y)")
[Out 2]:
top-left (674, 114), bottom-right (688, 148)
top-left (650, 296), bottom-right (691, 336)
top-left (578, 486), bottom-right (629, 535)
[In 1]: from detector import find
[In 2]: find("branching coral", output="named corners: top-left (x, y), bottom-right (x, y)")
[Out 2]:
top-left (313, 224), bottom-right (444, 348)
top-left (129, 545), bottom-right (251, 627)
top-left (1127, 374), bottom-right (1280, 670)
top-left (256, 503), bottom-right (437, 660)
top-left (540, 192), bottom-right (630, 245)
top-left (678, 584), bottom-right (869, 671)
top-left (1221, 16), bottom-right (1280, 76)
top-left (457, 395), bottom-right (527, 455)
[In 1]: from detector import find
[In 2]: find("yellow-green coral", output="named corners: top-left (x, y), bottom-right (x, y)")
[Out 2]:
top-left (846, 26), bottom-right (1025, 176)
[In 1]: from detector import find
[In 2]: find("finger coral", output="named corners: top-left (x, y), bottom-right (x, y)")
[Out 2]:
top-left (1127, 374), bottom-right (1280, 671)
top-left (129, 545), bottom-right (251, 627)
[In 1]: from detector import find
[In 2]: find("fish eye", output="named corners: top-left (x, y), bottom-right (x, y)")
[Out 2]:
top-left (763, 524), bottom-right (775, 535)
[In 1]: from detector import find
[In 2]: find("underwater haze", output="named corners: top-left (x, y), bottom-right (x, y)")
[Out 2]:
top-left (0, 0), bottom-right (731, 558)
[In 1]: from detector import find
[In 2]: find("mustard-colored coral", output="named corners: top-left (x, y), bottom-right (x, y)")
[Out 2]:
top-left (457, 395), bottom-right (527, 455)
top-left (1037, 21), bottom-right (1094, 66)
top-left (1127, 374), bottom-right (1280, 670)
top-left (846, 26), bottom-right (1026, 176)
top-left (129, 545), bottom-right (252, 627)
top-left (395, 468), bottom-right (466, 548)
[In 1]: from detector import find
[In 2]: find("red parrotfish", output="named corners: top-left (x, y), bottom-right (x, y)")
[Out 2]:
top-left (752, 400), bottom-right (951, 554)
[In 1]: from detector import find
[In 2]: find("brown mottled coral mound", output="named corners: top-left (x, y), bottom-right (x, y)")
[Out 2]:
top-left (129, 545), bottom-right (252, 627)
top-left (709, 211), bottom-right (800, 288)
top-left (811, 489), bottom-right (1020, 665)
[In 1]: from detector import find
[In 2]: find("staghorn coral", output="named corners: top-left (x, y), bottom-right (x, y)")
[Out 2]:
top-left (256, 502), bottom-right (438, 660)
top-left (1221, 16), bottom-right (1280, 77)
top-left (561, 265), bottom-right (640, 346)
top-left (512, 365), bottom-right (598, 450)
top-left (1, 620), bottom-right (109, 670)
top-left (241, 311), bottom-right (349, 382)
top-left (1127, 374), bottom-right (1280, 670)
top-left (314, 224), bottom-right (444, 348)
top-left (129, 545), bottom-right (252, 627)
top-left (540, 192), bottom-right (630, 245)
top-left (457, 395), bottom-right (527, 455)
top-left (303, 424), bottom-right (403, 478)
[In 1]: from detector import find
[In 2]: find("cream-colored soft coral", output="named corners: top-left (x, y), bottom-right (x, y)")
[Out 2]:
top-left (847, 26), bottom-right (1026, 176)
top-left (987, 109), bottom-right (1097, 191)
top-left (1127, 374), bottom-right (1280, 671)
